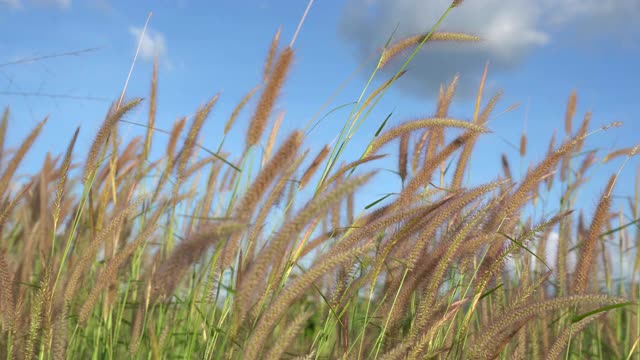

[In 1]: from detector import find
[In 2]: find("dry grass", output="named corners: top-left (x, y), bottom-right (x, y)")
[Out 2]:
top-left (379, 32), bottom-right (482, 68)
top-left (0, 2), bottom-right (637, 359)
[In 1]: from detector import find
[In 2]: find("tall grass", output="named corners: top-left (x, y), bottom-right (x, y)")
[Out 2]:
top-left (0, 1), bottom-right (638, 359)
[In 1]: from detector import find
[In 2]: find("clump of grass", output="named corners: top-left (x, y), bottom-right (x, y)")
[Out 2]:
top-left (0, 1), bottom-right (637, 359)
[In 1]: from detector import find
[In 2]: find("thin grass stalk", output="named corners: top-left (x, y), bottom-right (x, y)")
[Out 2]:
top-left (352, 70), bottom-right (407, 124)
top-left (317, 3), bottom-right (459, 200)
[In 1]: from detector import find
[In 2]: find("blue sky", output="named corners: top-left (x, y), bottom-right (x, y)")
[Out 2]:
top-left (1, 0), bottom-right (638, 229)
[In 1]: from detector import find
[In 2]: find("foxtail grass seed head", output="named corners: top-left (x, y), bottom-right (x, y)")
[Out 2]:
top-left (0, 117), bottom-right (47, 198)
top-left (263, 110), bottom-right (286, 165)
top-left (572, 175), bottom-right (615, 294)
top-left (175, 94), bottom-right (219, 182)
top-left (565, 91), bottom-right (577, 135)
top-left (399, 133), bottom-right (409, 182)
top-left (604, 145), bottom-right (640, 163)
top-left (300, 145), bottom-right (330, 189)
top-left (602, 121), bottom-right (623, 130)
top-left (142, 56), bottom-right (158, 164)
top-left (225, 85), bottom-right (259, 135)
top-left (53, 127), bottom-right (80, 226)
top-left (236, 130), bottom-right (302, 220)
top-left (264, 27), bottom-right (282, 83)
top-left (247, 47), bottom-right (294, 149)
top-left (0, 253), bottom-right (15, 329)
top-left (84, 98), bottom-right (142, 183)
top-left (0, 107), bottom-right (8, 169)
top-left (519, 133), bottom-right (527, 157)
top-left (167, 117), bottom-right (187, 159)
top-left (380, 32), bottom-right (481, 68)
top-left (367, 117), bottom-right (487, 156)
top-left (501, 153), bottom-right (512, 180)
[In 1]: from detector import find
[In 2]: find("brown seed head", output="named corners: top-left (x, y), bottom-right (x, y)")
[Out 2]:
top-left (247, 47), bottom-right (294, 149)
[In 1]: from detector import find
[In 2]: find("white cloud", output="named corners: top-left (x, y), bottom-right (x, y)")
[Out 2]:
top-left (88, 0), bottom-right (112, 12)
top-left (3, 0), bottom-right (72, 9)
top-left (339, 0), bottom-right (640, 98)
top-left (1, 0), bottom-right (21, 9)
top-left (129, 26), bottom-right (169, 64)
top-left (33, 0), bottom-right (70, 8)
top-left (483, 9), bottom-right (549, 61)
top-left (542, 231), bottom-right (577, 271)
top-left (540, 0), bottom-right (640, 26)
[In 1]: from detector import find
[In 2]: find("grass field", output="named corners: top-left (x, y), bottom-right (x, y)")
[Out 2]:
top-left (1, 1), bottom-right (639, 359)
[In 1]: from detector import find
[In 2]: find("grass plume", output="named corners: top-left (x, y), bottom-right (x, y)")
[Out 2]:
top-left (0, 9), bottom-right (636, 359)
